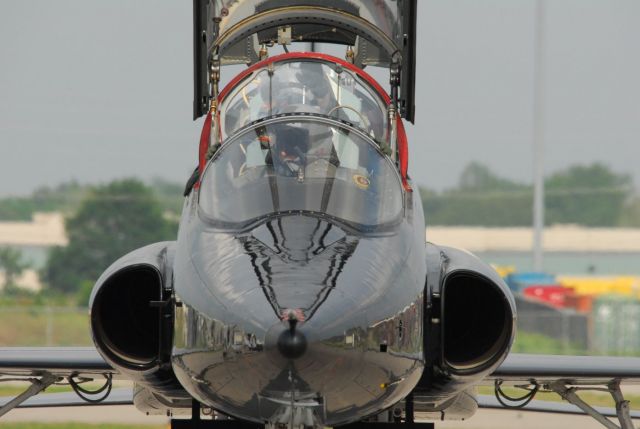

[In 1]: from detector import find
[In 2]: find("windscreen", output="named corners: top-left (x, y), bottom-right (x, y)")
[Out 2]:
top-left (221, 60), bottom-right (388, 141)
top-left (199, 118), bottom-right (402, 228)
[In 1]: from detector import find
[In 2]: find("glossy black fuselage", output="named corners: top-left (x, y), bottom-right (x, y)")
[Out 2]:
top-left (170, 187), bottom-right (426, 426)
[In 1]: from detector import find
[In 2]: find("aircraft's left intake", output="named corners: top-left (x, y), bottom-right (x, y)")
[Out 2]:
top-left (413, 243), bottom-right (517, 420)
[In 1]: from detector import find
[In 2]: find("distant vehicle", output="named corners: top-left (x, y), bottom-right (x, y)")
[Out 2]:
top-left (1, 2), bottom-right (639, 428)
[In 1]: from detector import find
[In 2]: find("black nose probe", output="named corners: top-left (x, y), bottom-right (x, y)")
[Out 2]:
top-left (277, 312), bottom-right (307, 360)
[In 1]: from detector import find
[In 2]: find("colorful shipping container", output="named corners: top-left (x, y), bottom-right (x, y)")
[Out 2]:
top-left (523, 285), bottom-right (572, 309)
top-left (494, 267), bottom-right (640, 353)
top-left (558, 276), bottom-right (640, 297)
top-left (506, 272), bottom-right (557, 293)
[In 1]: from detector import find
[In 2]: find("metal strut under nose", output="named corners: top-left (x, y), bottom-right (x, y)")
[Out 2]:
top-left (0, 372), bottom-right (58, 418)
top-left (547, 380), bottom-right (635, 429)
top-left (172, 398), bottom-right (438, 429)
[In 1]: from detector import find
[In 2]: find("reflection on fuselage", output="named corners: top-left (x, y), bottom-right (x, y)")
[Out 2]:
top-left (173, 59), bottom-right (424, 425)
top-left (171, 204), bottom-right (426, 425)
top-left (243, 217), bottom-right (358, 321)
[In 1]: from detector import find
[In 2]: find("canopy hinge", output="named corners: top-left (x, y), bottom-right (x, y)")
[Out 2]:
top-left (385, 55), bottom-right (402, 162)
top-left (209, 55), bottom-right (221, 112)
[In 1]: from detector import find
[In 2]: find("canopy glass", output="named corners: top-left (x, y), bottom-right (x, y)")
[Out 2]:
top-left (220, 58), bottom-right (388, 141)
top-left (199, 117), bottom-right (403, 228)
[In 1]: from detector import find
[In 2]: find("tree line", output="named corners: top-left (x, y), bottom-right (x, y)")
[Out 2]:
top-left (0, 179), bottom-right (178, 302)
top-left (420, 162), bottom-right (639, 227)
top-left (0, 178), bottom-right (184, 222)
top-left (0, 162), bottom-right (638, 300)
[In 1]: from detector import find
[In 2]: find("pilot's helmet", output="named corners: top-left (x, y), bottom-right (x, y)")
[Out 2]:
top-left (258, 64), bottom-right (306, 112)
top-left (271, 125), bottom-right (310, 177)
top-left (259, 62), bottom-right (337, 115)
top-left (295, 62), bottom-right (337, 112)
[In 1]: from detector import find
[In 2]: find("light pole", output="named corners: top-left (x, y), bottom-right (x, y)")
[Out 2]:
top-left (532, 0), bottom-right (546, 272)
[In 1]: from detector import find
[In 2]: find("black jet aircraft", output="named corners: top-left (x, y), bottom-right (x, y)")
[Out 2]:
top-left (1, 2), bottom-right (640, 429)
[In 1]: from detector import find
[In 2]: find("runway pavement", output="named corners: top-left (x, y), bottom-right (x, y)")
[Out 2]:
top-left (433, 409), bottom-right (638, 429)
top-left (1, 379), bottom-right (638, 428)
top-left (0, 406), bottom-right (635, 428)
top-left (0, 405), bottom-right (169, 425)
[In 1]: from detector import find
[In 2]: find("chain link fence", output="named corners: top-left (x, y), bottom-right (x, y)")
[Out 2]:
top-left (0, 303), bottom-right (636, 356)
top-left (515, 295), bottom-right (590, 354)
top-left (0, 307), bottom-right (91, 347)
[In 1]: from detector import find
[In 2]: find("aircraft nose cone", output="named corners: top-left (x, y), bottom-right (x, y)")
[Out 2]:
top-left (277, 328), bottom-right (307, 360)
top-left (266, 311), bottom-right (309, 360)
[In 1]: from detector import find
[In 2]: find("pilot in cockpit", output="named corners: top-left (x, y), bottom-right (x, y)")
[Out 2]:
top-left (269, 126), bottom-right (309, 178)
top-left (248, 63), bottom-right (342, 179)
top-left (263, 121), bottom-right (340, 181)
top-left (294, 62), bottom-right (338, 114)
top-left (222, 58), bottom-right (387, 146)
top-left (257, 61), bottom-right (338, 119)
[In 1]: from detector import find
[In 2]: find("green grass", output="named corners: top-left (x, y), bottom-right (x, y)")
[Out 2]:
top-left (0, 384), bottom-right (76, 396)
top-left (0, 309), bottom-right (597, 353)
top-left (0, 381), bottom-right (132, 397)
top-left (0, 425), bottom-right (165, 429)
top-left (0, 308), bottom-right (91, 346)
top-left (511, 331), bottom-right (587, 355)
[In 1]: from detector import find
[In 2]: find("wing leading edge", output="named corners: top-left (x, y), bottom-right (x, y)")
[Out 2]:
top-left (0, 347), bottom-right (116, 378)
top-left (490, 353), bottom-right (640, 384)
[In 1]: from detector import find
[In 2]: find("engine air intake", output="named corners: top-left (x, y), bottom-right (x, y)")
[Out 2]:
top-left (442, 271), bottom-right (513, 373)
top-left (91, 265), bottom-right (162, 369)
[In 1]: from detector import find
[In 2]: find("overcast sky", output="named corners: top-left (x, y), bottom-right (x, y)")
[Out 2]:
top-left (1, 1), bottom-right (639, 197)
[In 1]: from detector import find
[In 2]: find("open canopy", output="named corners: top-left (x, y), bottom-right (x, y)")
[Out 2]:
top-left (193, 0), bottom-right (416, 122)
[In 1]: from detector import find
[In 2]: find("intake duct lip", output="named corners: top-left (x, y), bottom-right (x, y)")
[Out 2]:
top-left (441, 269), bottom-right (515, 376)
top-left (90, 264), bottom-right (163, 371)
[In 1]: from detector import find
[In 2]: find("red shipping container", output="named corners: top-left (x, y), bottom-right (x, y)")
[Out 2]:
top-left (523, 285), bottom-right (575, 309)
top-left (565, 294), bottom-right (594, 313)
